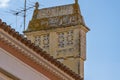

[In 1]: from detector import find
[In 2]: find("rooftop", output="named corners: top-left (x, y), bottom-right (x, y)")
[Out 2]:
top-left (25, 2), bottom-right (86, 32)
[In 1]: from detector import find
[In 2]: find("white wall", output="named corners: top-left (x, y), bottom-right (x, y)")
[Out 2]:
top-left (0, 48), bottom-right (50, 80)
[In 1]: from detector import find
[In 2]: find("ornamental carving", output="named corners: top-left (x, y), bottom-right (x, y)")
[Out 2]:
top-left (43, 34), bottom-right (49, 49)
top-left (34, 34), bottom-right (49, 49)
top-left (34, 36), bottom-right (41, 46)
top-left (58, 30), bottom-right (74, 48)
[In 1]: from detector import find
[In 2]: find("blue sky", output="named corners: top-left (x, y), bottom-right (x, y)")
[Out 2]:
top-left (0, 0), bottom-right (120, 80)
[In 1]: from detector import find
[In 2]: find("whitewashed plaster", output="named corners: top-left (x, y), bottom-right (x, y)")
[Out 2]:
top-left (0, 48), bottom-right (50, 80)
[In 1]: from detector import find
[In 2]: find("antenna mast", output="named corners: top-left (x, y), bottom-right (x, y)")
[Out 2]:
top-left (24, 0), bottom-right (26, 31)
top-left (7, 0), bottom-right (35, 32)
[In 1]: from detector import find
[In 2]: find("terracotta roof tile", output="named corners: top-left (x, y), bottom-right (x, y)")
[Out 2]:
top-left (0, 19), bottom-right (83, 80)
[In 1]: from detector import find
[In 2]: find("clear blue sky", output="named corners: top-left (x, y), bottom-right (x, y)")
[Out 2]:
top-left (0, 0), bottom-right (120, 80)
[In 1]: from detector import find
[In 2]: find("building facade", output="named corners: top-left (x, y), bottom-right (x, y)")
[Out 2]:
top-left (24, 0), bottom-right (89, 79)
top-left (0, 19), bottom-right (82, 80)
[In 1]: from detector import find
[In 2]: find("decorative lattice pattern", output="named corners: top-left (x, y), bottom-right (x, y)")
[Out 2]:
top-left (34, 34), bottom-right (49, 49)
top-left (34, 36), bottom-right (41, 46)
top-left (43, 34), bottom-right (49, 48)
top-left (58, 30), bottom-right (74, 48)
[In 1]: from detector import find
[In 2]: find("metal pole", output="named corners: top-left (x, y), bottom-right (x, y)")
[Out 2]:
top-left (24, 0), bottom-right (26, 31)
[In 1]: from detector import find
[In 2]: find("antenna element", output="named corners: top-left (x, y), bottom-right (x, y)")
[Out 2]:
top-left (24, 0), bottom-right (27, 31)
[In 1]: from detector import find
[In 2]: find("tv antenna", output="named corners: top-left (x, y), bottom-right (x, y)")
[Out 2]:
top-left (7, 0), bottom-right (35, 31)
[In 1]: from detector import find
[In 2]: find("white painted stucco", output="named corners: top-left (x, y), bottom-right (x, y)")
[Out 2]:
top-left (0, 48), bottom-right (50, 80)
